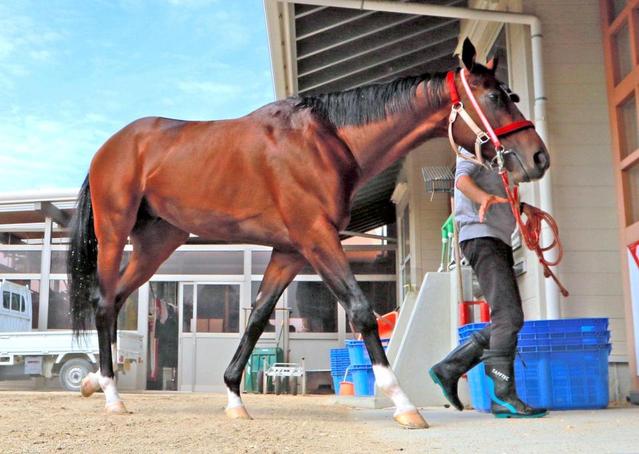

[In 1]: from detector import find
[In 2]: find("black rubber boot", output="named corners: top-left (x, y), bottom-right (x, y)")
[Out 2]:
top-left (429, 331), bottom-right (489, 411)
top-left (482, 350), bottom-right (547, 418)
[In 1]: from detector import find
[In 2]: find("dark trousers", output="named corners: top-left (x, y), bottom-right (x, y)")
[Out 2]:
top-left (460, 237), bottom-right (523, 352)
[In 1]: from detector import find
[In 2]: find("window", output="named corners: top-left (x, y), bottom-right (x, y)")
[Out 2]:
top-left (10, 293), bottom-right (20, 311)
top-left (2, 291), bottom-right (10, 309)
top-left (613, 21), bottom-right (633, 84)
top-left (287, 281), bottom-right (337, 333)
top-left (618, 93), bottom-right (639, 158)
top-left (399, 205), bottom-right (411, 301)
top-left (183, 284), bottom-right (240, 333)
top-left (346, 281), bottom-right (397, 333)
top-left (0, 250), bottom-right (42, 273)
top-left (9, 280), bottom-right (39, 329)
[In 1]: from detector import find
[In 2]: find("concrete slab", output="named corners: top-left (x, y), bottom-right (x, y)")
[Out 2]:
top-left (350, 405), bottom-right (639, 454)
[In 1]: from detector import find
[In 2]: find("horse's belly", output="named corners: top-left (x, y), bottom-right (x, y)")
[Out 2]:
top-left (147, 194), bottom-right (293, 248)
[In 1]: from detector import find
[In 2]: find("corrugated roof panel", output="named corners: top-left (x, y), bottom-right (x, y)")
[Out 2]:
top-left (291, 1), bottom-right (466, 232)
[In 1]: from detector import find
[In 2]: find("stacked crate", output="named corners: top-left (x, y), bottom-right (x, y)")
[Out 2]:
top-left (459, 318), bottom-right (611, 411)
top-left (329, 348), bottom-right (352, 394)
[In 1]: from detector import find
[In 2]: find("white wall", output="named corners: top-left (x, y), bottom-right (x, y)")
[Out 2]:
top-left (401, 138), bottom-right (455, 291)
top-left (522, 0), bottom-right (626, 361)
top-left (400, 0), bottom-right (626, 364)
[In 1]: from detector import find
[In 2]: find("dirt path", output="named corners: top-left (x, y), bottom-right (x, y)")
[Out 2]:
top-left (2, 391), bottom-right (397, 453)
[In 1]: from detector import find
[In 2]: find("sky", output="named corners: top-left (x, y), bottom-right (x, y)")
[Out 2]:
top-left (0, 0), bottom-right (274, 192)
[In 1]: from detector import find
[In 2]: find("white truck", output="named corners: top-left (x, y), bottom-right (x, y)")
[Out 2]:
top-left (0, 280), bottom-right (143, 391)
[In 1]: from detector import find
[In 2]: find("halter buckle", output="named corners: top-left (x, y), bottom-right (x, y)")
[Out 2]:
top-left (476, 132), bottom-right (490, 145)
top-left (495, 146), bottom-right (506, 171)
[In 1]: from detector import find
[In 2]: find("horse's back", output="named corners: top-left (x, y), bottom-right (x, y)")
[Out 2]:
top-left (88, 102), bottom-right (356, 247)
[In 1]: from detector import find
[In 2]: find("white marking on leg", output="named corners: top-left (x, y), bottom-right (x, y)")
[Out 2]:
top-left (99, 375), bottom-right (122, 406)
top-left (373, 365), bottom-right (416, 416)
top-left (226, 387), bottom-right (243, 409)
top-left (111, 343), bottom-right (117, 375)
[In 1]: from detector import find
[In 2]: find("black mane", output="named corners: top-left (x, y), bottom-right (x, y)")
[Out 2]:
top-left (295, 73), bottom-right (446, 127)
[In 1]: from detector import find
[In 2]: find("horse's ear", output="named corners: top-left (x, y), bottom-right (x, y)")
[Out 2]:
top-left (486, 56), bottom-right (499, 73)
top-left (461, 38), bottom-right (476, 71)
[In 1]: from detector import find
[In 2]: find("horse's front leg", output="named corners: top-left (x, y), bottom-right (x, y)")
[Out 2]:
top-left (223, 250), bottom-right (304, 419)
top-left (298, 219), bottom-right (428, 429)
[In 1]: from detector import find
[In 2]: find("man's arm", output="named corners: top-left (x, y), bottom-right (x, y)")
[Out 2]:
top-left (456, 175), bottom-right (509, 223)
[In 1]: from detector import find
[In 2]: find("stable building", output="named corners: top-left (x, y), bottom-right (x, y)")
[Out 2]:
top-left (1, 0), bottom-right (638, 404)
top-left (0, 191), bottom-right (395, 391)
top-left (264, 0), bottom-right (638, 403)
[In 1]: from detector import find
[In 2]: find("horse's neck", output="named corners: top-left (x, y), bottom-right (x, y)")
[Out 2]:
top-left (337, 82), bottom-right (450, 183)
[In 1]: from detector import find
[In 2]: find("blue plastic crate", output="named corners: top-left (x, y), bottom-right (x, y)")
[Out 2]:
top-left (346, 338), bottom-right (390, 366)
top-left (467, 344), bottom-right (611, 412)
top-left (351, 365), bottom-right (375, 396)
top-left (517, 331), bottom-right (610, 348)
top-left (520, 318), bottom-right (608, 334)
top-left (459, 319), bottom-right (610, 344)
top-left (330, 348), bottom-right (351, 371)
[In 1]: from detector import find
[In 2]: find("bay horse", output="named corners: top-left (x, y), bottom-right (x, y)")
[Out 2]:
top-left (67, 39), bottom-right (549, 429)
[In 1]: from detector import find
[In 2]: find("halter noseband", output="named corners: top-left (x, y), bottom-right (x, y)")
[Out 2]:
top-left (446, 69), bottom-right (534, 170)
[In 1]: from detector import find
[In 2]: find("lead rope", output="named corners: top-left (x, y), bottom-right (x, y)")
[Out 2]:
top-left (498, 164), bottom-right (570, 297)
top-left (448, 69), bottom-right (569, 298)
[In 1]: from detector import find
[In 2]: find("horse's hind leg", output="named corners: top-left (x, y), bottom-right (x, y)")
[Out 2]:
top-left (297, 219), bottom-right (428, 429)
top-left (223, 250), bottom-right (304, 419)
top-left (81, 217), bottom-right (187, 412)
top-left (85, 231), bottom-right (130, 413)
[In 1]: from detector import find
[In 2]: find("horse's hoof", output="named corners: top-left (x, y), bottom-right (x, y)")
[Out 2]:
top-left (80, 376), bottom-right (99, 398)
top-left (105, 401), bottom-right (129, 415)
top-left (394, 410), bottom-right (429, 429)
top-left (225, 405), bottom-right (252, 420)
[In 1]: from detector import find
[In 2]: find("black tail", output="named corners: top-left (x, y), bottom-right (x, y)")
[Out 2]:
top-left (68, 176), bottom-right (99, 336)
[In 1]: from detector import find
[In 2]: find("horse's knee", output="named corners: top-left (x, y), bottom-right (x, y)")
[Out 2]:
top-left (348, 304), bottom-right (377, 334)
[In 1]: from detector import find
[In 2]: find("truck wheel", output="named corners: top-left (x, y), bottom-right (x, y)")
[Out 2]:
top-left (59, 358), bottom-right (93, 392)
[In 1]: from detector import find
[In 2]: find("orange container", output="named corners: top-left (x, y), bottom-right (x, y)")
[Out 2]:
top-left (339, 381), bottom-right (354, 396)
top-left (377, 311), bottom-right (398, 339)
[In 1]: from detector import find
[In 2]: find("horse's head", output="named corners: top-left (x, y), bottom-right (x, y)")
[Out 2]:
top-left (450, 39), bottom-right (550, 183)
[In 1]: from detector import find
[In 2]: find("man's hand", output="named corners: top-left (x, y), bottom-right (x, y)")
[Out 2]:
top-left (479, 194), bottom-right (509, 223)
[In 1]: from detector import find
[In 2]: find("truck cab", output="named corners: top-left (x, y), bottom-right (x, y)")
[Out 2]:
top-left (0, 280), bottom-right (32, 332)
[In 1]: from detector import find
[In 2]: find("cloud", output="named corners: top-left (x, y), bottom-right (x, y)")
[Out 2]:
top-left (0, 0), bottom-right (275, 192)
top-left (177, 80), bottom-right (242, 97)
top-left (0, 4), bottom-right (63, 96)
top-left (167, 0), bottom-right (219, 6)
top-left (0, 110), bottom-right (116, 191)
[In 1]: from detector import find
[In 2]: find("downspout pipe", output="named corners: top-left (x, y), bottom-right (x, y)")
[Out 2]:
top-left (272, 0), bottom-right (561, 319)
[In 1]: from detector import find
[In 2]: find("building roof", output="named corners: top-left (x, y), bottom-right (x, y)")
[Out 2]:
top-left (265, 0), bottom-right (466, 231)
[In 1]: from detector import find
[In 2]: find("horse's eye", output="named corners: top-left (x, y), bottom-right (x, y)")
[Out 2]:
top-left (488, 92), bottom-right (502, 104)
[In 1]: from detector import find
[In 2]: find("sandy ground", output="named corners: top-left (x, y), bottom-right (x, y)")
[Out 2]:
top-left (2, 392), bottom-right (391, 454)
top-left (2, 391), bottom-right (639, 453)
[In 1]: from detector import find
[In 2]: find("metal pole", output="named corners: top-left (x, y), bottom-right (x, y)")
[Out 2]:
top-left (38, 216), bottom-right (52, 330)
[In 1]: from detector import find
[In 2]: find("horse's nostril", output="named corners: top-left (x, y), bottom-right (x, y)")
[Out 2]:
top-left (534, 150), bottom-right (549, 171)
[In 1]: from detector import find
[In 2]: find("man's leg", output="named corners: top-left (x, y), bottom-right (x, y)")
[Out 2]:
top-left (465, 237), bottom-right (546, 418)
top-left (429, 239), bottom-right (490, 410)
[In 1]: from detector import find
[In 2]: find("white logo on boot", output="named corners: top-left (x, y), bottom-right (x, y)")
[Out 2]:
top-left (492, 369), bottom-right (510, 381)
